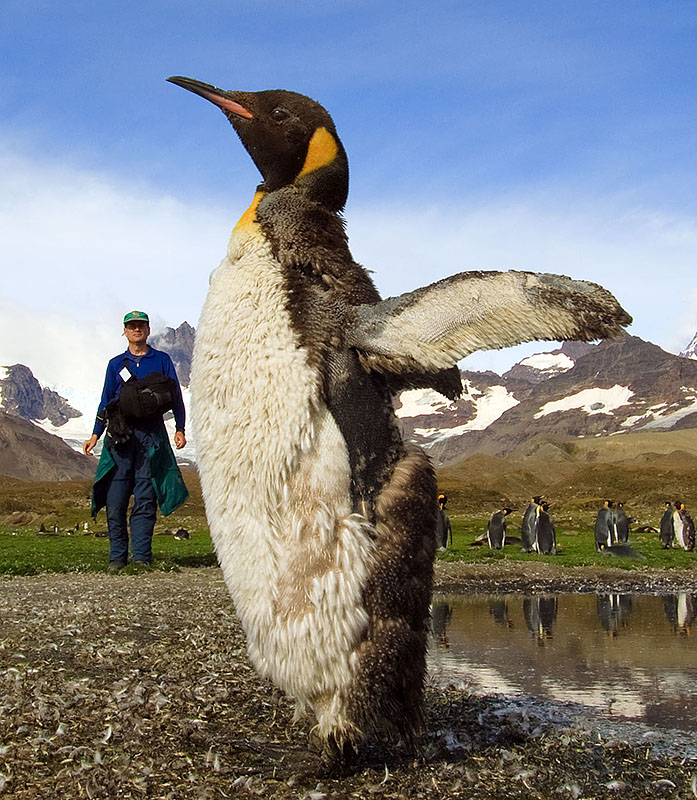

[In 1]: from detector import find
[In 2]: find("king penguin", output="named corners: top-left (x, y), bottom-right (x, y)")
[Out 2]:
top-left (594, 500), bottom-right (615, 551)
top-left (614, 501), bottom-right (630, 544)
top-left (167, 77), bottom-right (632, 759)
top-left (535, 502), bottom-right (557, 555)
top-left (659, 501), bottom-right (674, 548)
top-left (521, 495), bottom-right (541, 552)
top-left (487, 507), bottom-right (512, 550)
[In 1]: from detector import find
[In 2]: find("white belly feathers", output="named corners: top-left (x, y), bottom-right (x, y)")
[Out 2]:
top-left (190, 227), bottom-right (375, 706)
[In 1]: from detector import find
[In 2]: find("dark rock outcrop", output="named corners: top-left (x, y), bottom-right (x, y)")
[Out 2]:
top-left (149, 322), bottom-right (195, 387)
top-left (0, 365), bottom-right (81, 426)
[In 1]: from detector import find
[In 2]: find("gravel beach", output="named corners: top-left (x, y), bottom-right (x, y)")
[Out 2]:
top-left (1, 563), bottom-right (696, 799)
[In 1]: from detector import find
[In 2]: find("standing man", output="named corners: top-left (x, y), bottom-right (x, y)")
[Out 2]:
top-left (83, 311), bottom-right (189, 571)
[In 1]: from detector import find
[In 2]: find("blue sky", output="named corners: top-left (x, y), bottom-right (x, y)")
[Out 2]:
top-left (2, 1), bottom-right (697, 401)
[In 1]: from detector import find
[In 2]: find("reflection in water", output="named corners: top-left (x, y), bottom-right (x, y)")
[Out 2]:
top-left (429, 592), bottom-right (697, 732)
top-left (523, 596), bottom-right (557, 642)
top-left (431, 601), bottom-right (452, 649)
top-left (488, 598), bottom-right (512, 628)
top-left (663, 593), bottom-right (697, 635)
top-left (597, 594), bottom-right (633, 635)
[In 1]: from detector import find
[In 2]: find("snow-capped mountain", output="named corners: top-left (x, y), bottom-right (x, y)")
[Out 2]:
top-left (679, 331), bottom-right (697, 360)
top-left (5, 324), bottom-right (697, 479)
top-left (399, 333), bottom-right (697, 465)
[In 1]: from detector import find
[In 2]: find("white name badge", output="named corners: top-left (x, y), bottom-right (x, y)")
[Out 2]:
top-left (119, 367), bottom-right (131, 382)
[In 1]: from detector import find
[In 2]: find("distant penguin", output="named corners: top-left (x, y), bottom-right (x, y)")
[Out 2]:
top-left (487, 508), bottom-right (512, 550)
top-left (614, 502), bottom-right (630, 544)
top-left (659, 502), bottom-right (674, 548)
top-left (435, 493), bottom-right (452, 550)
top-left (521, 496), bottom-right (541, 552)
top-left (674, 501), bottom-right (695, 551)
top-left (535, 502), bottom-right (557, 555)
top-left (600, 543), bottom-right (644, 559)
top-left (167, 75), bottom-right (631, 758)
top-left (594, 500), bottom-right (615, 551)
top-left (673, 501), bottom-right (687, 549)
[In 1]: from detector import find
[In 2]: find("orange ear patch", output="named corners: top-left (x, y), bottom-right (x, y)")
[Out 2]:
top-left (297, 127), bottom-right (338, 178)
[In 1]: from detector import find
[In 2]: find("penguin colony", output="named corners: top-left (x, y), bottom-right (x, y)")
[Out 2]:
top-left (167, 77), bottom-right (632, 756)
top-left (488, 499), bottom-right (555, 554)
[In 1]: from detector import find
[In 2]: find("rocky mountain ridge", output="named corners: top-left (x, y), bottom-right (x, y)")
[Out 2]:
top-left (149, 321), bottom-right (194, 387)
top-left (680, 332), bottom-right (697, 361)
top-left (0, 364), bottom-right (81, 426)
top-left (396, 334), bottom-right (697, 465)
top-left (0, 410), bottom-right (95, 481)
top-left (3, 323), bottom-right (697, 480)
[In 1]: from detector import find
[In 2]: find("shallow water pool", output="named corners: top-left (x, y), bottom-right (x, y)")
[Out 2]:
top-left (428, 592), bottom-right (697, 732)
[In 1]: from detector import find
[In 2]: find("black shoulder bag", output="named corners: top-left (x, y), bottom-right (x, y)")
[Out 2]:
top-left (118, 361), bottom-right (178, 422)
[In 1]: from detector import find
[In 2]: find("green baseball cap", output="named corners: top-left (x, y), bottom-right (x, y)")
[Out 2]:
top-left (123, 310), bottom-right (149, 325)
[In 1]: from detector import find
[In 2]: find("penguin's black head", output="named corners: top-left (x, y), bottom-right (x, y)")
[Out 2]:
top-left (167, 77), bottom-right (349, 211)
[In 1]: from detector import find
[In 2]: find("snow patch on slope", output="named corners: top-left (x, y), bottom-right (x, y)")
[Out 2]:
top-left (519, 352), bottom-right (574, 372)
top-left (412, 384), bottom-right (519, 442)
top-left (534, 386), bottom-right (634, 419)
top-left (394, 388), bottom-right (457, 418)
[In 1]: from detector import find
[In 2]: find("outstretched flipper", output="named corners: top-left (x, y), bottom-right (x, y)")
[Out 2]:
top-left (348, 270), bottom-right (631, 375)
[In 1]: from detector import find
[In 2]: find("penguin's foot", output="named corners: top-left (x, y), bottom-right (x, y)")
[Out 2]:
top-left (320, 735), bottom-right (358, 777)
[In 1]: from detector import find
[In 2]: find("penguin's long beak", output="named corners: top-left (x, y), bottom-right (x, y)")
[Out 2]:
top-left (167, 76), bottom-right (253, 119)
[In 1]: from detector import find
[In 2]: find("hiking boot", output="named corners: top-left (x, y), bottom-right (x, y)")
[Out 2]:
top-left (132, 560), bottom-right (152, 570)
top-left (108, 561), bottom-right (126, 573)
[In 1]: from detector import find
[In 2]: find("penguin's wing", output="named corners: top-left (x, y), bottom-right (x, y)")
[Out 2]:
top-left (347, 270), bottom-right (631, 374)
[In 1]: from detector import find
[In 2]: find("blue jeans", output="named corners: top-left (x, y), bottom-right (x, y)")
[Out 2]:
top-left (105, 428), bottom-right (157, 564)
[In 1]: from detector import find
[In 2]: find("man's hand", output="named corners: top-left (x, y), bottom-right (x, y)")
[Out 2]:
top-left (174, 431), bottom-right (186, 450)
top-left (83, 434), bottom-right (98, 456)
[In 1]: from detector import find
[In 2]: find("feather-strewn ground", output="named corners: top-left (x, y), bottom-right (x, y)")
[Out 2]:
top-left (1, 564), bottom-right (696, 799)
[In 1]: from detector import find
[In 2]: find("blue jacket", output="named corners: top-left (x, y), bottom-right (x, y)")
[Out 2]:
top-left (93, 346), bottom-right (186, 437)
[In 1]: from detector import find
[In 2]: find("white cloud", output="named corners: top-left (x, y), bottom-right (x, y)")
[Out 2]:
top-left (3, 141), bottom-right (697, 401)
top-left (0, 143), bottom-right (236, 410)
top-left (0, 144), bottom-right (234, 329)
top-left (347, 196), bottom-right (697, 364)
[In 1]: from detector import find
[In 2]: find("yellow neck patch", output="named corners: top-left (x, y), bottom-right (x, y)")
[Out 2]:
top-left (234, 190), bottom-right (265, 231)
top-left (297, 127), bottom-right (338, 179)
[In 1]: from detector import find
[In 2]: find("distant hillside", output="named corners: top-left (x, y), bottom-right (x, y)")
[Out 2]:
top-left (0, 411), bottom-right (95, 481)
top-left (437, 427), bottom-right (697, 519)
